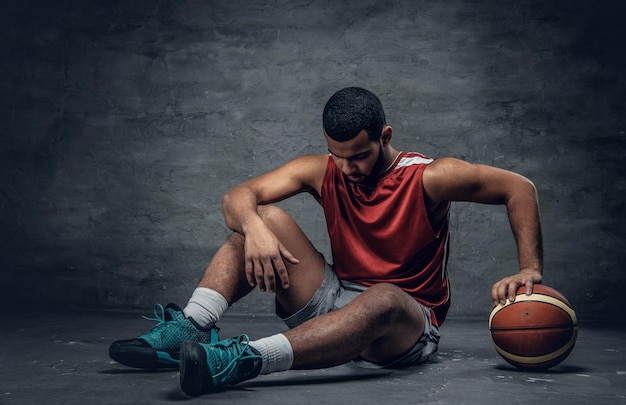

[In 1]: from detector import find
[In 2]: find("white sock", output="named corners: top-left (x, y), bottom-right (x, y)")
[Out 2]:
top-left (249, 334), bottom-right (294, 375)
top-left (183, 288), bottom-right (229, 327)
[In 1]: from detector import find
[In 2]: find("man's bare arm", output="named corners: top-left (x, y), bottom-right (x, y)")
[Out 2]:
top-left (423, 158), bottom-right (543, 305)
top-left (221, 154), bottom-right (327, 292)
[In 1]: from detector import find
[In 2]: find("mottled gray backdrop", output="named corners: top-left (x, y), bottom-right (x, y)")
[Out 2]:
top-left (1, 0), bottom-right (624, 321)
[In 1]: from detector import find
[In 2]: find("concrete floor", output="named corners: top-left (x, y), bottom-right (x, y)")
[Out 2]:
top-left (2, 310), bottom-right (625, 405)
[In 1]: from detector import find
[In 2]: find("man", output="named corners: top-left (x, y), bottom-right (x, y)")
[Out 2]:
top-left (109, 87), bottom-right (543, 396)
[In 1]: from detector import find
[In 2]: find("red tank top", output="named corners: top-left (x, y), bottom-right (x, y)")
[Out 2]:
top-left (321, 151), bottom-right (451, 326)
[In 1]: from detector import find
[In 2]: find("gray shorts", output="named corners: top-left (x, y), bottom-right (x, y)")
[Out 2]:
top-left (277, 263), bottom-right (440, 369)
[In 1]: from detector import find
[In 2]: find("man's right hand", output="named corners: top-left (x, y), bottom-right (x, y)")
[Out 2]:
top-left (243, 223), bottom-right (300, 293)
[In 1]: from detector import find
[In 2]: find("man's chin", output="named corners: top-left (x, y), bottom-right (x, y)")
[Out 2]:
top-left (347, 174), bottom-right (378, 184)
top-left (347, 175), bottom-right (366, 182)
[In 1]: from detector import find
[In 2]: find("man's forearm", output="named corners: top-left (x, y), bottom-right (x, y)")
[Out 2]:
top-left (506, 180), bottom-right (544, 274)
top-left (222, 185), bottom-right (264, 235)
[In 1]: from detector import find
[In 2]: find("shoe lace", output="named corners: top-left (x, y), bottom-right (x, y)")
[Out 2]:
top-left (213, 334), bottom-right (262, 380)
top-left (141, 304), bottom-right (172, 331)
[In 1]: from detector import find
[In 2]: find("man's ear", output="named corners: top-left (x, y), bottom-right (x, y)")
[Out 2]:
top-left (381, 126), bottom-right (393, 146)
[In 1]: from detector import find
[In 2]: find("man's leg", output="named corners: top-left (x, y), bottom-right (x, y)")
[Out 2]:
top-left (180, 205), bottom-right (328, 378)
top-left (185, 204), bottom-right (327, 322)
top-left (258, 206), bottom-right (428, 369)
top-left (179, 282), bottom-right (428, 396)
top-left (180, 232), bottom-right (254, 327)
top-left (110, 205), bottom-right (326, 369)
top-left (286, 283), bottom-right (426, 368)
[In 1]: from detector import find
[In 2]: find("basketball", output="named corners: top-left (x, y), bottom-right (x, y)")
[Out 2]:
top-left (488, 284), bottom-right (577, 370)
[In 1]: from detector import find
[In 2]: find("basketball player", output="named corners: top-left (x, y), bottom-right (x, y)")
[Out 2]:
top-left (109, 87), bottom-right (543, 396)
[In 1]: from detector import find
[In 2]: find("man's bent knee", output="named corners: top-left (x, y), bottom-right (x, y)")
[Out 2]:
top-left (258, 204), bottom-right (287, 219)
top-left (364, 283), bottom-right (412, 309)
top-left (358, 283), bottom-right (426, 330)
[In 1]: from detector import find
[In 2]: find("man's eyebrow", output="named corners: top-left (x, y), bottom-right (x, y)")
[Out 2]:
top-left (327, 149), bottom-right (369, 160)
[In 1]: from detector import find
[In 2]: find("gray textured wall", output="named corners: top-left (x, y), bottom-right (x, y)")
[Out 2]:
top-left (1, 0), bottom-right (624, 321)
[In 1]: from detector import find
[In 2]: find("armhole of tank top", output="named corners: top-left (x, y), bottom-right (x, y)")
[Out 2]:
top-left (319, 155), bottom-right (335, 202)
top-left (420, 163), bottom-right (449, 239)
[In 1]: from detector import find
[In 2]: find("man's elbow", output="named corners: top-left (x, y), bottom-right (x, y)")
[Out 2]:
top-left (509, 175), bottom-right (539, 206)
top-left (221, 186), bottom-right (243, 226)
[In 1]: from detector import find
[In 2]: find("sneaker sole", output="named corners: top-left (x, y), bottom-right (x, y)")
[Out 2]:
top-left (109, 344), bottom-right (179, 369)
top-left (179, 340), bottom-right (213, 396)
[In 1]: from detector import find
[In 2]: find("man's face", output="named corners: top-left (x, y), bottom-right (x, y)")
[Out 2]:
top-left (325, 129), bottom-right (385, 184)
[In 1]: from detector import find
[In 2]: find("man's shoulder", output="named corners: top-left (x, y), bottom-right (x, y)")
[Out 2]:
top-left (287, 154), bottom-right (329, 174)
top-left (284, 154), bottom-right (329, 192)
top-left (292, 153), bottom-right (329, 164)
top-left (422, 157), bottom-right (460, 182)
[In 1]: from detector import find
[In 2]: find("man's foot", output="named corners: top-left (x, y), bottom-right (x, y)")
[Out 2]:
top-left (109, 303), bottom-right (219, 369)
top-left (179, 335), bottom-right (263, 396)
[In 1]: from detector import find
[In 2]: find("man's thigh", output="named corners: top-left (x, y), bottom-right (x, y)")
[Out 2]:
top-left (258, 205), bottom-right (327, 315)
top-left (279, 272), bottom-right (440, 368)
top-left (277, 262), bottom-right (339, 327)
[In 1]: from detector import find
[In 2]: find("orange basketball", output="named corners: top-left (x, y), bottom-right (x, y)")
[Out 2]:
top-left (489, 284), bottom-right (577, 370)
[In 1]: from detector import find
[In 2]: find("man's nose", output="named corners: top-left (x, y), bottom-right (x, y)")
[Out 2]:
top-left (341, 159), bottom-right (357, 175)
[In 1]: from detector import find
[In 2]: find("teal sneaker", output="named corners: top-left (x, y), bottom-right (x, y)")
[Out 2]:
top-left (109, 303), bottom-right (219, 369)
top-left (179, 335), bottom-right (263, 396)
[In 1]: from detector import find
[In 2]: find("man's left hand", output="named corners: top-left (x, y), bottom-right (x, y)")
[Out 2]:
top-left (491, 268), bottom-right (542, 306)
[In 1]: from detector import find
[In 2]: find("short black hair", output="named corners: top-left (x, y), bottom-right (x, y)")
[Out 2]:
top-left (322, 87), bottom-right (386, 142)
